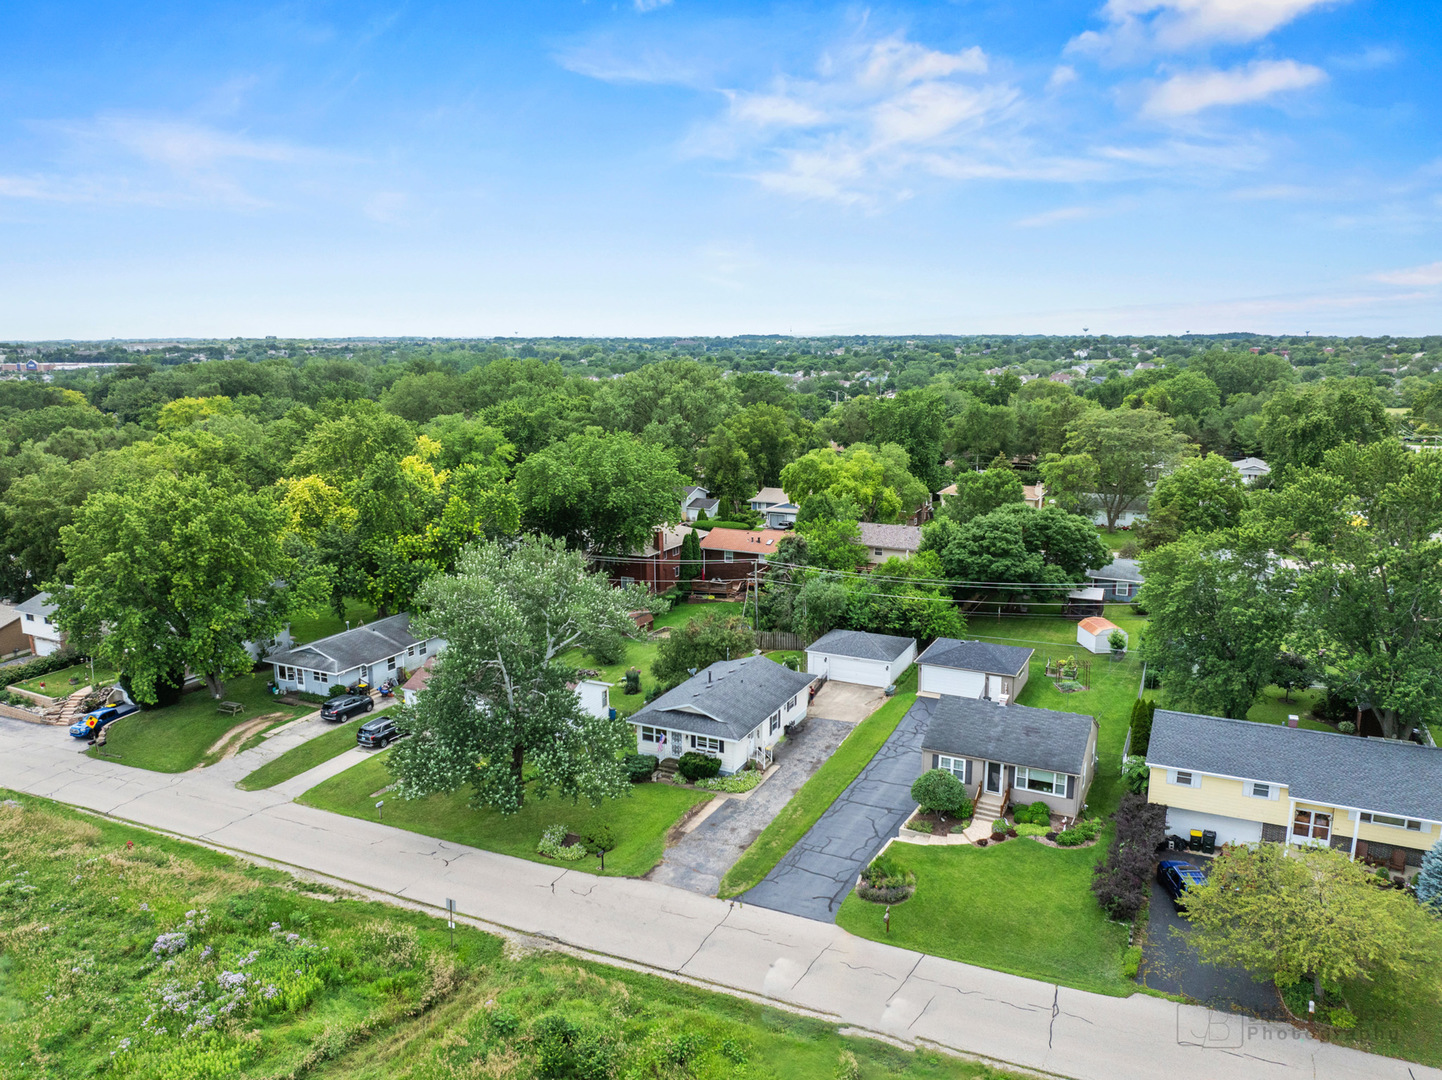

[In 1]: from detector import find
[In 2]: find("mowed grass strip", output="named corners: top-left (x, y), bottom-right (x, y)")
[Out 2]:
top-left (298, 753), bottom-right (711, 878)
top-left (9, 661), bottom-right (118, 698)
top-left (718, 666), bottom-right (918, 899)
top-left (89, 671), bottom-right (312, 773)
top-left (836, 837), bottom-right (1134, 998)
top-left (237, 717), bottom-right (366, 790)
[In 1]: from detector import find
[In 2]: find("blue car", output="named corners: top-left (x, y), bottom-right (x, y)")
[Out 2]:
top-left (69, 703), bottom-right (139, 739)
top-left (1157, 859), bottom-right (1207, 910)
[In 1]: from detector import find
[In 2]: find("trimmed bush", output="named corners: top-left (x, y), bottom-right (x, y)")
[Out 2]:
top-left (1014, 823), bottom-right (1051, 837)
top-left (1056, 817), bottom-right (1102, 847)
top-left (1013, 801), bottom-right (1052, 826)
top-left (904, 819), bottom-right (934, 833)
top-left (676, 752), bottom-right (722, 783)
top-left (696, 771), bottom-right (763, 793)
top-left (0, 649), bottom-right (85, 688)
top-left (1129, 698), bottom-right (1156, 757)
top-left (1121, 945), bottom-right (1143, 979)
top-left (622, 668), bottom-right (642, 695)
top-left (1091, 793), bottom-right (1167, 919)
top-left (910, 769), bottom-right (968, 816)
top-left (623, 754), bottom-right (658, 783)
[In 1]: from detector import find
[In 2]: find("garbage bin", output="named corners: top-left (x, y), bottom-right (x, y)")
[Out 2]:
top-left (1189, 829), bottom-right (1203, 852)
top-left (1170, 833), bottom-right (1189, 851)
top-left (1202, 830), bottom-right (1217, 855)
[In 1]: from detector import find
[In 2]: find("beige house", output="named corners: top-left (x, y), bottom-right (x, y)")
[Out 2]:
top-left (921, 695), bottom-right (1099, 818)
top-left (1147, 710), bottom-right (1442, 869)
top-left (856, 522), bottom-right (922, 564)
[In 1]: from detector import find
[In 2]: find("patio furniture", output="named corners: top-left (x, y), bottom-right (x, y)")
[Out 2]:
top-left (217, 701), bottom-right (245, 717)
top-left (1390, 847), bottom-right (1407, 873)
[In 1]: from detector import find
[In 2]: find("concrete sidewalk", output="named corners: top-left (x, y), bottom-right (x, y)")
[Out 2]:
top-left (0, 715), bottom-right (1434, 1080)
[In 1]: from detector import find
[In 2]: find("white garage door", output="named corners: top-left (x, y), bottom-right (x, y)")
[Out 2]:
top-left (1164, 809), bottom-right (1262, 848)
top-left (918, 665), bottom-right (986, 698)
top-left (807, 652), bottom-right (890, 687)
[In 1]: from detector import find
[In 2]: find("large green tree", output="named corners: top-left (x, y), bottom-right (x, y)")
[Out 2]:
top-left (514, 429), bottom-right (686, 554)
top-left (940, 455), bottom-right (1024, 525)
top-left (921, 503), bottom-right (1109, 598)
top-left (724, 403), bottom-right (809, 487)
top-left (388, 536), bottom-right (655, 813)
top-left (1138, 531), bottom-right (1293, 719)
top-left (53, 472), bottom-right (295, 702)
top-left (1182, 842), bottom-right (1442, 1005)
top-left (1045, 407), bottom-right (1191, 530)
top-left (651, 615), bottom-right (756, 689)
top-left (1142, 452), bottom-right (1248, 549)
top-left (1258, 379), bottom-right (1391, 479)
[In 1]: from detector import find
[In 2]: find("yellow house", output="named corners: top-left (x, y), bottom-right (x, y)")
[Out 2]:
top-left (1146, 709), bottom-right (1442, 869)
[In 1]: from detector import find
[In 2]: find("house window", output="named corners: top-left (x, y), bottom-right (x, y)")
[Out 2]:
top-left (24, 613), bottom-right (33, 622)
top-left (724, 550), bottom-right (735, 563)
top-left (600, 689), bottom-right (608, 708)
top-left (407, 645), bottom-right (416, 657)
top-left (689, 735), bottom-right (724, 754)
top-left (418, 641), bottom-right (427, 655)
top-left (1361, 812), bottom-right (1423, 831)
top-left (1248, 782), bottom-right (1271, 799)
top-left (316, 672), bottom-right (328, 684)
top-left (937, 755), bottom-right (966, 780)
top-left (1293, 809), bottom-right (1331, 842)
top-left (769, 711), bottom-right (781, 734)
top-left (638, 726), bottom-right (667, 745)
top-left (279, 666), bottom-right (294, 682)
top-left (1016, 767), bottom-right (1061, 795)
top-left (673, 565), bottom-right (680, 578)
top-left (786, 695), bottom-right (798, 710)
top-left (388, 657), bottom-right (397, 671)
top-left (873, 548), bottom-right (884, 556)
top-left (1171, 770), bottom-right (1197, 788)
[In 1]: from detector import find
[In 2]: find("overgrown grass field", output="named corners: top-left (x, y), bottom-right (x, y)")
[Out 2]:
top-left (89, 672), bottom-right (312, 773)
top-left (0, 790), bottom-right (1026, 1080)
top-left (298, 753), bottom-right (712, 878)
top-left (719, 666), bottom-right (918, 898)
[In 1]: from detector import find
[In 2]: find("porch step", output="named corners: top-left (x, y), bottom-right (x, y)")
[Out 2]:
top-left (656, 758), bottom-right (680, 781)
top-left (973, 794), bottom-right (1005, 824)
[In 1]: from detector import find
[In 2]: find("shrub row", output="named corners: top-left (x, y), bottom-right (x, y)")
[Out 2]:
top-left (1012, 801), bottom-right (1051, 826)
top-left (695, 771), bottom-right (763, 793)
top-left (1056, 817), bottom-right (1102, 847)
top-left (1091, 793), bottom-right (1168, 920)
top-left (0, 649), bottom-right (86, 688)
top-left (623, 754), bottom-right (658, 783)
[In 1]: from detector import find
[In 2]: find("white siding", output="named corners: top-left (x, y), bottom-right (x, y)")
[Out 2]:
top-left (918, 665), bottom-right (986, 698)
top-left (576, 679), bottom-right (611, 719)
top-left (807, 652), bottom-right (889, 687)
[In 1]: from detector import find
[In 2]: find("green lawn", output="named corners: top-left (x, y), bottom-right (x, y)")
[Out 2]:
top-left (299, 753), bottom-right (712, 878)
top-left (237, 716), bottom-right (366, 791)
top-left (1245, 685), bottom-right (1333, 731)
top-left (719, 666), bottom-right (918, 898)
top-left (286, 597), bottom-right (381, 645)
top-left (88, 672), bottom-right (312, 773)
top-left (10, 661), bottom-right (117, 698)
top-left (1, 789), bottom-right (1022, 1080)
top-left (560, 599), bottom-right (745, 718)
top-left (836, 837), bottom-right (1135, 998)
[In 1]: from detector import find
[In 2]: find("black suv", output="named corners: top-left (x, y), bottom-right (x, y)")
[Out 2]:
top-left (321, 693), bottom-right (373, 722)
top-left (357, 715), bottom-right (400, 748)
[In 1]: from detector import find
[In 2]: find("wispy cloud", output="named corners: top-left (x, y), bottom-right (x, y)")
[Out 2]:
top-left (1373, 261), bottom-right (1442, 286)
top-left (1015, 205), bottom-right (1103, 227)
top-left (1142, 60), bottom-right (1327, 116)
top-left (1070, 0), bottom-right (1345, 60)
top-left (634, 0), bottom-right (673, 11)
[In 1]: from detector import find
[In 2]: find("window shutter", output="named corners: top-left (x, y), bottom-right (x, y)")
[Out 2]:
top-left (1066, 774), bottom-right (1076, 800)
top-left (964, 759), bottom-right (973, 785)
top-left (718, 741), bottom-right (725, 754)
top-left (931, 753), bottom-right (939, 770)
top-left (1005, 765), bottom-right (1015, 790)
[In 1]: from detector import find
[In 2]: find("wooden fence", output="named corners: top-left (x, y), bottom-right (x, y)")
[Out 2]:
top-left (755, 631), bottom-right (807, 652)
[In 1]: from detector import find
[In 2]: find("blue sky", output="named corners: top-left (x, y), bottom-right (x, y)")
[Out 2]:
top-left (1, 1), bottom-right (1438, 338)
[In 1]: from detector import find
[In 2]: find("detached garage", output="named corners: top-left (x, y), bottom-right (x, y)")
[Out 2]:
top-left (916, 638), bottom-right (1033, 702)
top-left (806, 629), bottom-right (917, 688)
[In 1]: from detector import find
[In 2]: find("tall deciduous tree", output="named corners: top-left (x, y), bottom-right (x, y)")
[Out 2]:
top-left (53, 473), bottom-right (295, 702)
top-left (651, 615), bottom-right (756, 689)
top-left (514, 429), bottom-right (686, 554)
top-left (1050, 408), bottom-right (1191, 529)
top-left (941, 455), bottom-right (1024, 525)
top-left (1137, 532), bottom-right (1293, 719)
top-left (1142, 452), bottom-right (1248, 549)
top-left (389, 536), bottom-right (656, 813)
top-left (1182, 842), bottom-right (1442, 1004)
top-left (922, 503), bottom-right (1109, 598)
top-left (1258, 379), bottom-right (1391, 479)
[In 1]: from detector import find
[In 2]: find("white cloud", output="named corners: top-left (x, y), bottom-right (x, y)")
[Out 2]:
top-left (1142, 60), bottom-right (1326, 116)
top-left (725, 91), bottom-right (826, 128)
top-left (634, 0), bottom-right (673, 11)
top-left (1070, 0), bottom-right (1344, 58)
top-left (1015, 205), bottom-right (1102, 227)
top-left (1048, 65), bottom-right (1078, 89)
top-left (1373, 261), bottom-right (1442, 286)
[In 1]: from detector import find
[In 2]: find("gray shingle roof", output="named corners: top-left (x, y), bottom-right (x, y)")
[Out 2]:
top-left (807, 629), bottom-right (916, 663)
top-left (1086, 557), bottom-right (1143, 584)
top-left (915, 638), bottom-right (1033, 676)
top-left (15, 592), bottom-right (56, 619)
top-left (857, 522), bottom-right (923, 551)
top-left (1148, 710), bottom-right (1442, 824)
top-left (264, 613), bottom-right (424, 674)
top-left (631, 655), bottom-right (816, 740)
top-left (922, 695), bottom-right (1095, 775)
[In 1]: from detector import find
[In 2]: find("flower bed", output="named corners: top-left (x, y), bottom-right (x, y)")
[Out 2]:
top-left (695, 770), bottom-right (763, 794)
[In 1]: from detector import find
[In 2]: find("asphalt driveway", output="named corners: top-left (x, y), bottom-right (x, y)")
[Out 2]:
top-left (742, 696), bottom-right (933, 921)
top-left (1139, 851), bottom-right (1284, 1019)
top-left (647, 717), bottom-right (853, 896)
top-left (808, 680), bottom-right (888, 725)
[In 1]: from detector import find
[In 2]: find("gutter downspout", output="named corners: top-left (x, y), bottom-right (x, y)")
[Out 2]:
top-left (1349, 811), bottom-right (1361, 860)
top-left (1286, 795), bottom-right (1297, 849)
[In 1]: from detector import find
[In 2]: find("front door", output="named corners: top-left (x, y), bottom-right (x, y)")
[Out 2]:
top-left (986, 761), bottom-right (1002, 794)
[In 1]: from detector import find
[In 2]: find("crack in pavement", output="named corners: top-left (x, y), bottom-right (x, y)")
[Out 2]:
top-left (837, 960), bottom-right (901, 982)
top-left (788, 941), bottom-right (832, 991)
top-left (675, 905), bottom-right (731, 974)
top-left (1049, 985), bottom-right (1060, 1048)
top-left (908, 994), bottom-right (937, 1031)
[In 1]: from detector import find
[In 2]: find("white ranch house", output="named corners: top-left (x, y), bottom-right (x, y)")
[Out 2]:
top-left (265, 614), bottom-right (445, 694)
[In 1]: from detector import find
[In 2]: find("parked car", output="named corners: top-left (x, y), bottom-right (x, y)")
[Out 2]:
top-left (68, 703), bottom-right (139, 739)
top-left (356, 715), bottom-right (400, 748)
top-left (320, 693), bottom-right (372, 722)
top-left (1158, 859), bottom-right (1207, 911)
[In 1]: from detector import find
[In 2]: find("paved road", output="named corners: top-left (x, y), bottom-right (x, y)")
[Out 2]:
top-left (1141, 851), bottom-right (1285, 1018)
top-left (649, 717), bottom-right (853, 895)
top-left (0, 714), bottom-right (1433, 1080)
top-left (743, 697), bottom-right (933, 921)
